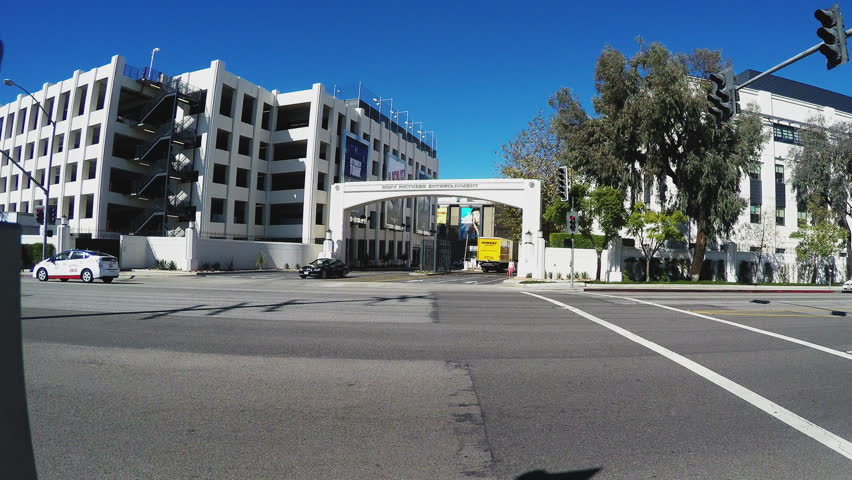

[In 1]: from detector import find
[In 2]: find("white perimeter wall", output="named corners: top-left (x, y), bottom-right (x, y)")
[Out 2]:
top-left (120, 233), bottom-right (323, 271)
top-left (544, 247), bottom-right (607, 279)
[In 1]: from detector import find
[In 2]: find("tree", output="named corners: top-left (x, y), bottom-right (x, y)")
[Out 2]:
top-left (787, 117), bottom-right (852, 280)
top-left (790, 220), bottom-right (845, 284)
top-left (734, 207), bottom-right (781, 283)
top-left (579, 186), bottom-right (627, 281)
top-left (495, 111), bottom-right (562, 241)
top-left (627, 202), bottom-right (687, 282)
top-left (551, 41), bottom-right (765, 281)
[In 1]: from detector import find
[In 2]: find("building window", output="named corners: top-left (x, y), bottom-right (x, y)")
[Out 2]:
top-left (749, 246), bottom-right (760, 253)
top-left (82, 194), bottom-right (94, 218)
top-left (66, 163), bottom-right (77, 182)
top-left (18, 108), bottom-right (26, 134)
top-left (373, 139), bottom-right (380, 152)
top-left (750, 204), bottom-right (760, 224)
top-left (372, 161), bottom-right (380, 177)
top-left (88, 125), bottom-right (101, 145)
top-left (776, 207), bottom-right (785, 226)
top-left (94, 80), bottom-right (107, 111)
top-left (775, 248), bottom-right (786, 254)
top-left (748, 163), bottom-right (760, 180)
top-left (269, 203), bottom-right (303, 225)
top-left (11, 175), bottom-right (18, 191)
top-left (256, 172), bottom-right (266, 191)
top-left (315, 203), bottom-right (325, 225)
top-left (71, 129), bottom-right (82, 149)
top-left (241, 94), bottom-right (256, 125)
top-left (52, 167), bottom-right (61, 185)
top-left (219, 85), bottom-right (235, 117)
top-left (254, 203), bottom-right (264, 225)
top-left (210, 198), bottom-right (225, 223)
top-left (75, 85), bottom-right (88, 116)
top-left (259, 142), bottom-right (269, 161)
top-left (29, 107), bottom-right (38, 131)
top-left (236, 168), bottom-right (249, 188)
top-left (40, 139), bottom-right (48, 157)
top-left (216, 129), bottom-right (231, 151)
top-left (319, 142), bottom-right (328, 160)
top-left (261, 103), bottom-right (272, 130)
top-left (54, 134), bottom-right (64, 153)
top-left (212, 164), bottom-right (228, 184)
top-left (321, 105), bottom-right (331, 130)
top-left (238, 136), bottom-right (252, 156)
top-left (84, 159), bottom-right (97, 180)
top-left (317, 172), bottom-right (326, 191)
top-left (59, 92), bottom-right (70, 121)
top-left (775, 164), bottom-right (784, 183)
top-left (773, 124), bottom-right (800, 145)
top-left (234, 200), bottom-right (247, 224)
top-left (26, 142), bottom-right (34, 160)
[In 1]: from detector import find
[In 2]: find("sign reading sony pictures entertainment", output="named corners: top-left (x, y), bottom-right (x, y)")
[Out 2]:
top-left (383, 152), bottom-right (406, 229)
top-left (343, 131), bottom-right (369, 181)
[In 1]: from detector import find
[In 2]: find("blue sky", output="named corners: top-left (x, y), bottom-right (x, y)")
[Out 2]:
top-left (2, 0), bottom-right (849, 179)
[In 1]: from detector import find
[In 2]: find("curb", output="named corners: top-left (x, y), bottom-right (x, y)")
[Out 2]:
top-left (194, 269), bottom-right (291, 276)
top-left (583, 287), bottom-right (837, 294)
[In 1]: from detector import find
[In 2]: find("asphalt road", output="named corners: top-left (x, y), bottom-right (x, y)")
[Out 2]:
top-left (19, 273), bottom-right (852, 479)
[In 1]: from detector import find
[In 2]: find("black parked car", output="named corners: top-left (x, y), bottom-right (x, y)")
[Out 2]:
top-left (299, 258), bottom-right (350, 279)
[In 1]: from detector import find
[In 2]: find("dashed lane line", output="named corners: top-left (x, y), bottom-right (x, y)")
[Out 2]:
top-left (521, 291), bottom-right (852, 461)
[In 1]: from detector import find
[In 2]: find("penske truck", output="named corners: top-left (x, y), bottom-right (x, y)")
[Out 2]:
top-left (476, 237), bottom-right (514, 273)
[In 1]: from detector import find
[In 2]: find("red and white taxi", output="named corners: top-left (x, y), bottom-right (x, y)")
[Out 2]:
top-left (32, 249), bottom-right (120, 283)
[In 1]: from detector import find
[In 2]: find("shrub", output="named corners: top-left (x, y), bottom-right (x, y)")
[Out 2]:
top-left (284, 263), bottom-right (290, 270)
top-left (525, 272), bottom-right (532, 278)
top-left (255, 252), bottom-right (266, 270)
top-left (21, 243), bottom-right (56, 269)
top-left (556, 272), bottom-right (563, 280)
top-left (212, 262), bottom-right (221, 271)
top-left (225, 258), bottom-right (235, 271)
top-left (200, 262), bottom-right (211, 271)
top-left (152, 259), bottom-right (167, 270)
top-left (295, 263), bottom-right (300, 269)
top-left (549, 233), bottom-right (607, 250)
top-left (167, 260), bottom-right (177, 271)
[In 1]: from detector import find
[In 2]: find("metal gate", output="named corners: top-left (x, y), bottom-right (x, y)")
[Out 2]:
top-left (422, 238), bottom-right (452, 273)
top-left (74, 237), bottom-right (121, 261)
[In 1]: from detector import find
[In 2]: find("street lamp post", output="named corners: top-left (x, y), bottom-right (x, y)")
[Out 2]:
top-left (4, 79), bottom-right (57, 261)
top-left (148, 47), bottom-right (160, 80)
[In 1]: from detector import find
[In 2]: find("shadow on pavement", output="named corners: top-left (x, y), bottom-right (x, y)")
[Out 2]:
top-left (22, 294), bottom-right (434, 320)
top-left (516, 468), bottom-right (602, 480)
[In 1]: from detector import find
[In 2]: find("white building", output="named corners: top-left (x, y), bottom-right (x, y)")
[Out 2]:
top-left (632, 70), bottom-right (852, 282)
top-left (0, 55), bottom-right (439, 267)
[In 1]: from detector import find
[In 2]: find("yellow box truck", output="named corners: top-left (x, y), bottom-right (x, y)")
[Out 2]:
top-left (477, 237), bottom-right (514, 273)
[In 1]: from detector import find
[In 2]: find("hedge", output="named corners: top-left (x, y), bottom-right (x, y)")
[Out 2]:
top-left (21, 243), bottom-right (56, 269)
top-left (548, 233), bottom-right (607, 250)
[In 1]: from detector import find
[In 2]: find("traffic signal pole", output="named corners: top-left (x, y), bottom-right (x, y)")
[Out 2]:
top-left (736, 41), bottom-right (828, 92)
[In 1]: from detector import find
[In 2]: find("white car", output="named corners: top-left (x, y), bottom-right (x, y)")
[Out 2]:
top-left (32, 249), bottom-right (120, 283)
top-left (843, 280), bottom-right (852, 293)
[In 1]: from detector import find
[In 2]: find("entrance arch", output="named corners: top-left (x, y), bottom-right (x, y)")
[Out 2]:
top-left (326, 179), bottom-right (545, 278)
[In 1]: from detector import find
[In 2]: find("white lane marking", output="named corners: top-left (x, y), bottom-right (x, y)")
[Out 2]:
top-left (406, 279), bottom-right (424, 283)
top-left (585, 292), bottom-right (852, 362)
top-left (464, 281), bottom-right (477, 284)
top-left (521, 291), bottom-right (852, 460)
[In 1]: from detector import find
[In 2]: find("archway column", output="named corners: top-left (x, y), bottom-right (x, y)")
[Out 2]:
top-left (325, 179), bottom-right (544, 278)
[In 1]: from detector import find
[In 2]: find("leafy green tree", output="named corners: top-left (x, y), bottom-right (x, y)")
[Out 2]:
top-left (627, 202), bottom-right (687, 282)
top-left (579, 187), bottom-right (627, 281)
top-left (790, 220), bottom-right (845, 284)
top-left (787, 117), bottom-right (852, 280)
top-left (551, 41), bottom-right (765, 281)
top-left (495, 112), bottom-right (562, 241)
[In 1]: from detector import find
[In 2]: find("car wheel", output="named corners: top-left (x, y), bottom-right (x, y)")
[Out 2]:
top-left (37, 268), bottom-right (49, 282)
top-left (80, 269), bottom-right (94, 283)
top-left (339, 269), bottom-right (348, 278)
top-left (299, 275), bottom-right (307, 279)
top-left (320, 269), bottom-right (328, 279)
top-left (102, 277), bottom-right (114, 284)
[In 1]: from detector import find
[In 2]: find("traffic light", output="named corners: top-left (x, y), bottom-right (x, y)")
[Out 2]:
top-left (707, 67), bottom-right (737, 122)
top-left (556, 166), bottom-right (569, 201)
top-left (815, 4), bottom-right (849, 70)
top-left (47, 205), bottom-right (57, 224)
top-left (35, 207), bottom-right (44, 224)
top-left (567, 212), bottom-right (578, 234)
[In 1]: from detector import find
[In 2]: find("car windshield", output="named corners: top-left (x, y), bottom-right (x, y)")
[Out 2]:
top-left (310, 259), bottom-right (331, 266)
